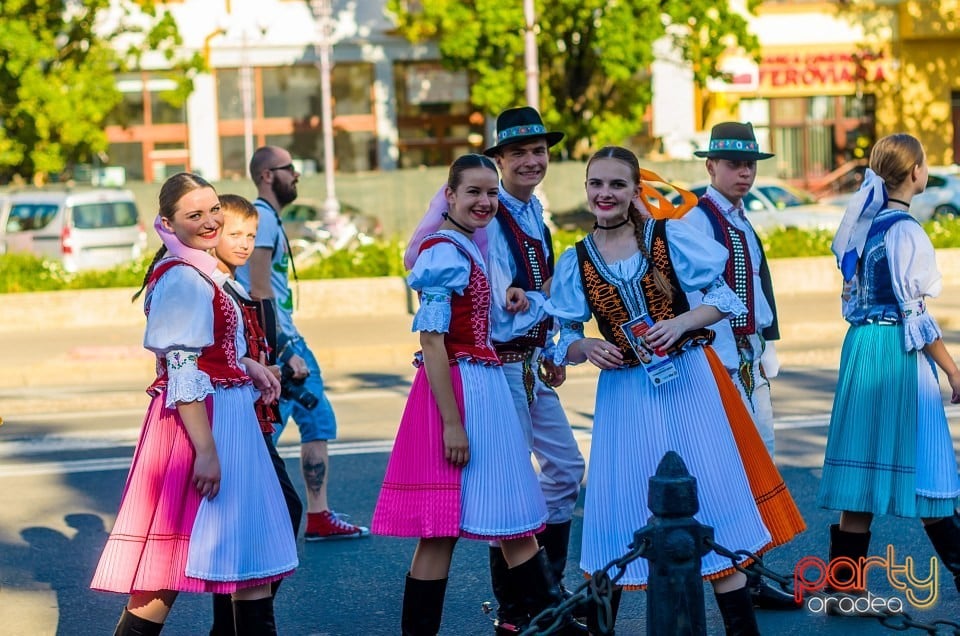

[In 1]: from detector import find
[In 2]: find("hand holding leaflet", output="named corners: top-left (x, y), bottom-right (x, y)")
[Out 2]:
top-left (620, 315), bottom-right (678, 386)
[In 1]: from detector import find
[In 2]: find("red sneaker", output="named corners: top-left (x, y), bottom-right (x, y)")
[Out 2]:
top-left (304, 510), bottom-right (371, 541)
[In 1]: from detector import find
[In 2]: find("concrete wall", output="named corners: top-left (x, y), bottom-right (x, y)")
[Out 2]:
top-left (103, 157), bottom-right (769, 248)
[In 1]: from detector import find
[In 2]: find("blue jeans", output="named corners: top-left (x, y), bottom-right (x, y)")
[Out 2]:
top-left (273, 338), bottom-right (338, 444)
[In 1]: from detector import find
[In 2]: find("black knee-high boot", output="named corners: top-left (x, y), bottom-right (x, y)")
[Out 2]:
top-left (828, 524), bottom-right (871, 591)
top-left (537, 521), bottom-right (573, 591)
top-left (489, 547), bottom-right (525, 634)
top-left (232, 597), bottom-right (277, 636)
top-left (714, 586), bottom-right (760, 636)
top-left (510, 548), bottom-right (587, 635)
top-left (114, 608), bottom-right (163, 636)
top-left (924, 514), bottom-right (960, 593)
top-left (209, 594), bottom-right (234, 636)
top-left (401, 574), bottom-right (447, 636)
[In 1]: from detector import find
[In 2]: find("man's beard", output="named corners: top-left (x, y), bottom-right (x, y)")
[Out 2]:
top-left (272, 180), bottom-right (298, 207)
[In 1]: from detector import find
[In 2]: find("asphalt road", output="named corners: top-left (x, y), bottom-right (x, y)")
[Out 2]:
top-left (4, 285), bottom-right (960, 634)
top-left (2, 365), bottom-right (960, 635)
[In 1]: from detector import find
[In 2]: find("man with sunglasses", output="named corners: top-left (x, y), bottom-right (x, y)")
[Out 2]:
top-left (237, 145), bottom-right (370, 542)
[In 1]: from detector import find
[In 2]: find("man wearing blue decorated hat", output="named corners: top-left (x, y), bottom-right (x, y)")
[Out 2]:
top-left (683, 122), bottom-right (794, 612)
top-left (482, 106), bottom-right (587, 633)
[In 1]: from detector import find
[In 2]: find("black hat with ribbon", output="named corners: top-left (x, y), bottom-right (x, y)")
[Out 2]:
top-left (483, 106), bottom-right (565, 156)
top-left (694, 121), bottom-right (774, 160)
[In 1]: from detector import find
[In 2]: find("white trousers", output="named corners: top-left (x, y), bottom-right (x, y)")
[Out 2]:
top-left (730, 334), bottom-right (776, 457)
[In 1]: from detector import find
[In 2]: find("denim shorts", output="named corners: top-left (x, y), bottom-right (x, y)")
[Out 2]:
top-left (274, 338), bottom-right (338, 444)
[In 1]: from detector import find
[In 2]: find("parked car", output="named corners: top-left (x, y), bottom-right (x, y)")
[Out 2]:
top-left (821, 167), bottom-right (960, 223)
top-left (672, 179), bottom-right (845, 233)
top-left (0, 193), bottom-right (9, 256)
top-left (1, 189), bottom-right (147, 272)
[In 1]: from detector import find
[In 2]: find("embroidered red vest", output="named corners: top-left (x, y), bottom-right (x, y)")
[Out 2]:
top-left (575, 220), bottom-right (714, 367)
top-left (145, 259), bottom-right (251, 396)
top-left (418, 234), bottom-right (500, 366)
top-left (493, 202), bottom-right (554, 353)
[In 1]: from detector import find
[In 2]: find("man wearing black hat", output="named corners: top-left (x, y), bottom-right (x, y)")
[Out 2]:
top-left (684, 121), bottom-right (795, 612)
top-left (482, 106), bottom-right (587, 633)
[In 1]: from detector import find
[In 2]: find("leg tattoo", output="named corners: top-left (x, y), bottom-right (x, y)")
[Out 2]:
top-left (303, 460), bottom-right (327, 496)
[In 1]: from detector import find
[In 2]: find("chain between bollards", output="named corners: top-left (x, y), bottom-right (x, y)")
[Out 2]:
top-left (516, 534), bottom-right (650, 636)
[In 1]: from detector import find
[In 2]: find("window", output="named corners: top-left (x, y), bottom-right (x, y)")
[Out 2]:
top-left (219, 136), bottom-right (248, 180)
top-left (217, 69), bottom-right (244, 120)
top-left (150, 92), bottom-right (186, 124)
top-left (262, 66), bottom-right (322, 119)
top-left (6, 204), bottom-right (59, 232)
top-left (71, 202), bottom-right (139, 229)
top-left (107, 73), bottom-right (146, 126)
top-left (106, 142), bottom-right (143, 181)
top-left (332, 64), bottom-right (373, 115)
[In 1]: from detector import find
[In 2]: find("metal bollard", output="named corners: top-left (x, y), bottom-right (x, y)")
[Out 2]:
top-left (635, 451), bottom-right (714, 636)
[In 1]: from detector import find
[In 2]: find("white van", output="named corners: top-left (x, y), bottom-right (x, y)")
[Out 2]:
top-left (1, 189), bottom-right (147, 272)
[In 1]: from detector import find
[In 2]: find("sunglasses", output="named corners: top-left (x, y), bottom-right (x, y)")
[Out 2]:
top-left (268, 163), bottom-right (296, 173)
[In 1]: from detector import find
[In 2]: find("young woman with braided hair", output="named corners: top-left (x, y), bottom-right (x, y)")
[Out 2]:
top-left (544, 146), bottom-right (804, 635)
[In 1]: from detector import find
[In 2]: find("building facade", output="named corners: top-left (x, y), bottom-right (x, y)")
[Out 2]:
top-left (105, 0), bottom-right (484, 182)
top-left (693, 1), bottom-right (960, 188)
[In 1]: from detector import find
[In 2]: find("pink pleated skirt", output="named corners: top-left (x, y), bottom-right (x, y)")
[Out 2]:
top-left (372, 362), bottom-right (547, 540)
top-left (91, 389), bottom-right (297, 594)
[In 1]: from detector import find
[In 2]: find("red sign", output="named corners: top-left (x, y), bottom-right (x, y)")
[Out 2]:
top-left (760, 51), bottom-right (887, 93)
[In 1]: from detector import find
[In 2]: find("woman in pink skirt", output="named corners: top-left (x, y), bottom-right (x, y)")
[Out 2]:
top-left (90, 173), bottom-right (298, 635)
top-left (372, 154), bottom-right (582, 635)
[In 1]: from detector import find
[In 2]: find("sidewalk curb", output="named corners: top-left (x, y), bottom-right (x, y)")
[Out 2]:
top-left (1, 276), bottom-right (414, 333)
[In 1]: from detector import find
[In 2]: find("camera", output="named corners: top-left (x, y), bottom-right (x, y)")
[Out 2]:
top-left (280, 364), bottom-right (320, 410)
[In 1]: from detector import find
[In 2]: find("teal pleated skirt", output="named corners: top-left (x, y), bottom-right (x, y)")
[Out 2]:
top-left (817, 323), bottom-right (960, 518)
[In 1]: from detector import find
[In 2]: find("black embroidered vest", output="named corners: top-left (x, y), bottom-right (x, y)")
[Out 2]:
top-left (575, 220), bottom-right (714, 367)
top-left (698, 196), bottom-right (780, 340)
top-left (494, 202), bottom-right (555, 353)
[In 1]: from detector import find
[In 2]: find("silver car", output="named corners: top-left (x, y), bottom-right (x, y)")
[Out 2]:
top-left (1, 189), bottom-right (147, 272)
top-left (675, 179), bottom-right (845, 234)
top-left (821, 167), bottom-right (960, 222)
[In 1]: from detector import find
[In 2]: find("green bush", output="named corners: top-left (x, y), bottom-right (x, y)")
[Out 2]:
top-left (5, 217), bottom-right (960, 292)
top-left (553, 226), bottom-right (839, 260)
top-left (923, 216), bottom-right (960, 248)
top-left (0, 252), bottom-right (153, 293)
top-left (0, 253), bottom-right (71, 292)
top-left (759, 227), bottom-right (835, 259)
top-left (296, 239), bottom-right (407, 279)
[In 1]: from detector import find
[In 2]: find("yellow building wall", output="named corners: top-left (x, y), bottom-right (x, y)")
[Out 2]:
top-left (884, 1), bottom-right (960, 165)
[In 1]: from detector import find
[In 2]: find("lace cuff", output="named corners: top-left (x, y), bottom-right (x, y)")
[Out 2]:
top-left (900, 299), bottom-right (941, 351)
top-left (164, 350), bottom-right (215, 408)
top-left (701, 277), bottom-right (747, 317)
top-left (412, 289), bottom-right (452, 333)
top-left (553, 320), bottom-right (585, 366)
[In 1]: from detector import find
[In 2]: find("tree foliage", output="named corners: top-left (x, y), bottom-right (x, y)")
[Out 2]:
top-left (387, 0), bottom-right (761, 156)
top-left (0, 0), bottom-right (203, 183)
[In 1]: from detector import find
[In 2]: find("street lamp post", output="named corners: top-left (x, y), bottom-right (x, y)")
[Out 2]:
top-left (311, 0), bottom-right (340, 220)
top-left (523, 0), bottom-right (539, 109)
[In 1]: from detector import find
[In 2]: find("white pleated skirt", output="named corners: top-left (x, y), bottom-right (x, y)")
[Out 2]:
top-left (459, 362), bottom-right (549, 539)
top-left (186, 385), bottom-right (299, 581)
top-left (581, 350), bottom-right (771, 587)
